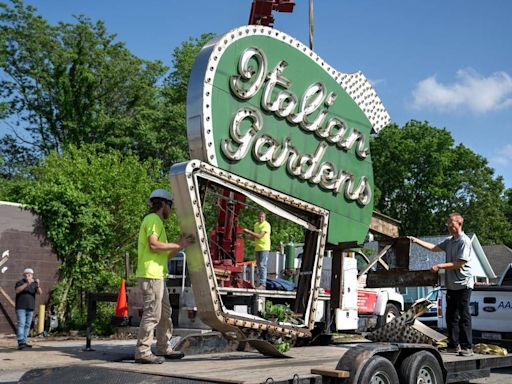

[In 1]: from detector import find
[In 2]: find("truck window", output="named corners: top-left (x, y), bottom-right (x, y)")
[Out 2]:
top-left (426, 290), bottom-right (438, 301)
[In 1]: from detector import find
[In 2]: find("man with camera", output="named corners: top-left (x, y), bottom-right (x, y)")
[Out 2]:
top-left (15, 267), bottom-right (42, 350)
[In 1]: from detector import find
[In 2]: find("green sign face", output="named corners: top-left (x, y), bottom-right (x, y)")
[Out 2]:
top-left (187, 26), bottom-right (390, 244)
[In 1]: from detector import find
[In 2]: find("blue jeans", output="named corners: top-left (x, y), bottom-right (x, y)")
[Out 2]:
top-left (256, 250), bottom-right (269, 286)
top-left (16, 308), bottom-right (34, 345)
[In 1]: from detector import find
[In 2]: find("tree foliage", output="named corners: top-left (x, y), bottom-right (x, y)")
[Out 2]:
top-left (0, 0), bottom-right (217, 177)
top-left (16, 144), bottom-right (173, 323)
top-left (0, 0), bottom-right (167, 175)
top-left (372, 120), bottom-right (512, 246)
top-left (505, 188), bottom-right (512, 223)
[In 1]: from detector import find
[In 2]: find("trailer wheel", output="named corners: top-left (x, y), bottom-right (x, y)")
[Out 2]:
top-left (398, 351), bottom-right (443, 384)
top-left (377, 303), bottom-right (400, 328)
top-left (357, 355), bottom-right (398, 384)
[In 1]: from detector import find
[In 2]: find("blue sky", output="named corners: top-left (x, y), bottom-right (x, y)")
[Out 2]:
top-left (5, 0), bottom-right (512, 188)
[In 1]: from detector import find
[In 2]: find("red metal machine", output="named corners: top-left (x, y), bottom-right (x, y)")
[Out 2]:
top-left (209, 189), bottom-right (252, 288)
top-left (248, 0), bottom-right (295, 27)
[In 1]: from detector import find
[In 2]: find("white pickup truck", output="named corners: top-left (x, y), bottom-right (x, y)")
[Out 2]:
top-left (437, 263), bottom-right (512, 344)
top-left (353, 251), bottom-right (404, 331)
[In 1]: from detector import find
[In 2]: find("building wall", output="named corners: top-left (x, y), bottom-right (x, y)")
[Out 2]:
top-left (0, 202), bottom-right (60, 335)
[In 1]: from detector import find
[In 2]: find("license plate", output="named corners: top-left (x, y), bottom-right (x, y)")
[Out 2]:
top-left (482, 332), bottom-right (502, 340)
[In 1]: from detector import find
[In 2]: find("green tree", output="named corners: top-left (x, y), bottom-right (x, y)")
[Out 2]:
top-left (505, 188), bottom-right (512, 246)
top-left (505, 188), bottom-right (512, 221)
top-left (372, 120), bottom-right (512, 245)
top-left (16, 144), bottom-right (173, 324)
top-left (0, 0), bottom-right (218, 176)
top-left (0, 0), bottom-right (167, 175)
top-left (156, 33), bottom-right (216, 170)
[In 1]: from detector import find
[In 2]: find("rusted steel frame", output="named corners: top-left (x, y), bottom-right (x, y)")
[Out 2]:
top-left (366, 270), bottom-right (439, 288)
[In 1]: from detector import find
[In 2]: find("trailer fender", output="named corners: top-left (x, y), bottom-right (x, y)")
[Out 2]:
top-left (335, 343), bottom-right (400, 383)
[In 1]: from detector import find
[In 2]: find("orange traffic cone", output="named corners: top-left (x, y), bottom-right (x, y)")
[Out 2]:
top-left (115, 279), bottom-right (128, 317)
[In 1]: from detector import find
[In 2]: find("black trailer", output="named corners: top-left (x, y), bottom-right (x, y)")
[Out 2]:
top-left (85, 342), bottom-right (512, 384)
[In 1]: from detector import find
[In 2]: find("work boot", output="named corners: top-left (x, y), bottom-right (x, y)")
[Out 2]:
top-left (17, 344), bottom-right (25, 350)
top-left (444, 345), bottom-right (461, 353)
top-left (134, 353), bottom-right (165, 364)
top-left (24, 343), bottom-right (33, 348)
top-left (459, 348), bottom-right (474, 357)
top-left (155, 347), bottom-right (185, 360)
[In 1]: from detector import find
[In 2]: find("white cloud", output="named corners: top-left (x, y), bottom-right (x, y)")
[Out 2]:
top-left (411, 69), bottom-right (512, 113)
top-left (491, 144), bottom-right (512, 166)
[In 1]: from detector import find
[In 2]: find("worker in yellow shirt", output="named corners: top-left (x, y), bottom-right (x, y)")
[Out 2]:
top-left (134, 189), bottom-right (193, 364)
top-left (243, 211), bottom-right (271, 289)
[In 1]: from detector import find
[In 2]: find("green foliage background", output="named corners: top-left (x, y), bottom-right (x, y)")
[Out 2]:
top-left (372, 121), bottom-right (512, 246)
top-left (15, 144), bottom-right (172, 323)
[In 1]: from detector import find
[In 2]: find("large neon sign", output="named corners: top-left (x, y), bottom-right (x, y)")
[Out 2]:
top-left (187, 26), bottom-right (390, 243)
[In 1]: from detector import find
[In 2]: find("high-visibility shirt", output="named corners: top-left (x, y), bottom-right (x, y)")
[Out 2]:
top-left (254, 220), bottom-right (271, 251)
top-left (136, 213), bottom-right (168, 279)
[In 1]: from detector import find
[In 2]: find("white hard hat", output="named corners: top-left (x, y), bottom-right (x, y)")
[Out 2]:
top-left (23, 268), bottom-right (34, 274)
top-left (147, 189), bottom-right (173, 205)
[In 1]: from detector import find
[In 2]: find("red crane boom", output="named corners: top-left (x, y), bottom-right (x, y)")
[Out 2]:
top-left (248, 0), bottom-right (295, 27)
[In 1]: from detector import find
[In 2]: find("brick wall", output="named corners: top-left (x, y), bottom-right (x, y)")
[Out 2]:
top-left (0, 202), bottom-right (60, 335)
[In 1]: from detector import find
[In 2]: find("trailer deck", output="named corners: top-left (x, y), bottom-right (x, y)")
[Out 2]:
top-left (108, 346), bottom-right (344, 384)
top-left (94, 345), bottom-right (512, 384)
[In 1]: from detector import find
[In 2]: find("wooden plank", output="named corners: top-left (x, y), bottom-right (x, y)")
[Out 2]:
top-left (311, 368), bottom-right (350, 378)
top-left (214, 268), bottom-right (231, 278)
top-left (0, 287), bottom-right (15, 307)
top-left (370, 211), bottom-right (400, 238)
top-left (412, 320), bottom-right (447, 342)
top-left (0, 300), bottom-right (16, 332)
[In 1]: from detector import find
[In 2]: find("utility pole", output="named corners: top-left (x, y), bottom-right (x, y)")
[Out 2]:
top-left (309, 0), bottom-right (314, 50)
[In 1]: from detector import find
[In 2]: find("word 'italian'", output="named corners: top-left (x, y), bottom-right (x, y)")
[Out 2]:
top-left (221, 47), bottom-right (371, 205)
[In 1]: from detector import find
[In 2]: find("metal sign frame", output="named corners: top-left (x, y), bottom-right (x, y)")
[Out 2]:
top-left (170, 160), bottom-right (329, 337)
